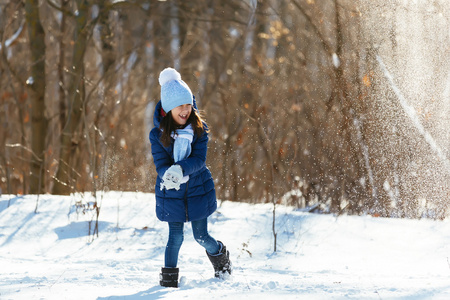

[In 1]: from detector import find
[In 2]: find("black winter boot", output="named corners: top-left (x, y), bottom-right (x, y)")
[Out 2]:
top-left (159, 267), bottom-right (179, 288)
top-left (206, 241), bottom-right (232, 279)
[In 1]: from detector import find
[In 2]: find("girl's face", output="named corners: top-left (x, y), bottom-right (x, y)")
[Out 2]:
top-left (171, 104), bottom-right (192, 126)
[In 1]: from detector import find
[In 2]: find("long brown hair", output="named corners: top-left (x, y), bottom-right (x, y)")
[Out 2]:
top-left (159, 108), bottom-right (208, 147)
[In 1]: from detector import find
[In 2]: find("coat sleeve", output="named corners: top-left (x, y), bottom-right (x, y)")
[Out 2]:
top-left (149, 128), bottom-right (172, 179)
top-left (177, 130), bottom-right (208, 177)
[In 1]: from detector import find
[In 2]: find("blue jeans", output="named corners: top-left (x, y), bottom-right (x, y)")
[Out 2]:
top-left (165, 218), bottom-right (220, 268)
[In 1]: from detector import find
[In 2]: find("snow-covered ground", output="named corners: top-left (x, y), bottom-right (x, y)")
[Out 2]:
top-left (0, 192), bottom-right (449, 299)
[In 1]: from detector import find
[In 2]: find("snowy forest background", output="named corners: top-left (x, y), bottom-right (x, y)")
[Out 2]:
top-left (1, 0), bottom-right (449, 219)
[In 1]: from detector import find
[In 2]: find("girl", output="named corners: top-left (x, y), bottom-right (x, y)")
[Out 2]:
top-left (149, 68), bottom-right (232, 288)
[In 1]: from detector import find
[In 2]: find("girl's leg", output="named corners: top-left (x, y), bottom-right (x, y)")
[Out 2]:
top-left (165, 222), bottom-right (184, 268)
top-left (191, 218), bottom-right (220, 255)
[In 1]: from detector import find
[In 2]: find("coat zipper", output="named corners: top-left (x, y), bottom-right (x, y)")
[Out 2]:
top-left (184, 182), bottom-right (189, 222)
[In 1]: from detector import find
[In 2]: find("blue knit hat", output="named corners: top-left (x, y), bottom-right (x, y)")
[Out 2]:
top-left (159, 68), bottom-right (193, 113)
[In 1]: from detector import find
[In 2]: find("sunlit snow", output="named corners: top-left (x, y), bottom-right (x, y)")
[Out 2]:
top-left (1, 192), bottom-right (449, 299)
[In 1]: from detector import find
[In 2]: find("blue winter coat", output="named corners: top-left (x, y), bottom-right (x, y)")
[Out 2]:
top-left (149, 99), bottom-right (217, 222)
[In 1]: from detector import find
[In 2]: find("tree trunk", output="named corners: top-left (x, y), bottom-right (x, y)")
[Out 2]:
top-left (25, 0), bottom-right (48, 194)
top-left (53, 0), bottom-right (89, 195)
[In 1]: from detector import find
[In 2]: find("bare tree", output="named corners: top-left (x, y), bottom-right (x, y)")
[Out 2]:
top-left (25, 0), bottom-right (48, 194)
top-left (53, 0), bottom-right (90, 195)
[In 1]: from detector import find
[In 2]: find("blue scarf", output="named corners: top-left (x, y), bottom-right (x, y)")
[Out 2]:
top-left (171, 124), bottom-right (194, 183)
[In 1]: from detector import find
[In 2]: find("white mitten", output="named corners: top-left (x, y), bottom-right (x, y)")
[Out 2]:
top-left (161, 165), bottom-right (183, 190)
top-left (160, 179), bottom-right (181, 191)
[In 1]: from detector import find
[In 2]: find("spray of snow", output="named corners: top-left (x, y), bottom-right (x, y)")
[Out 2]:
top-left (444, 69), bottom-right (450, 102)
top-left (376, 55), bottom-right (450, 171)
top-left (353, 117), bottom-right (378, 201)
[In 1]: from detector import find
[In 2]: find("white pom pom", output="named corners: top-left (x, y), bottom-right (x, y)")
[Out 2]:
top-left (159, 68), bottom-right (181, 86)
